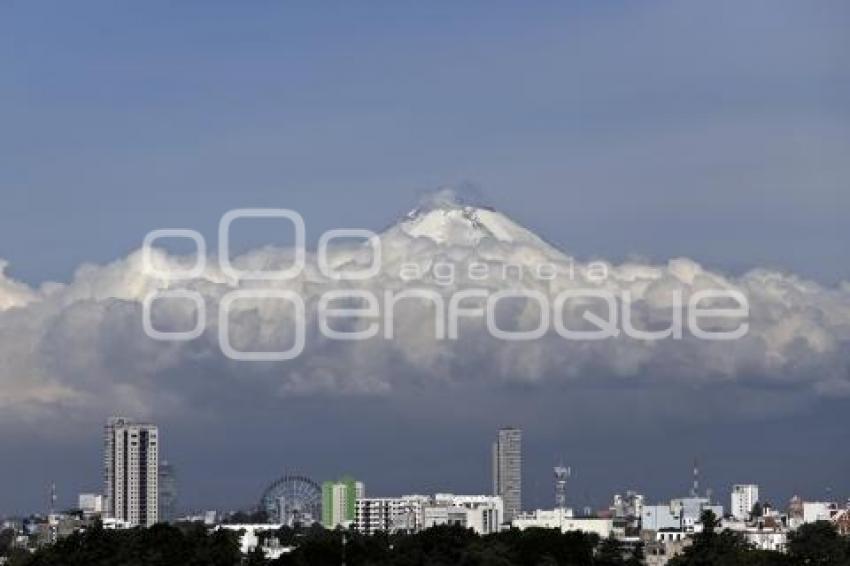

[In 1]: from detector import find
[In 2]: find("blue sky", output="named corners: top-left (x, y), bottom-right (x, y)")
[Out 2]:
top-left (1, 1), bottom-right (849, 514)
top-left (2, 0), bottom-right (848, 284)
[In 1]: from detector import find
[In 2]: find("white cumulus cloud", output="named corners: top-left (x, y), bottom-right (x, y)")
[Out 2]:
top-left (1, 192), bottom-right (849, 423)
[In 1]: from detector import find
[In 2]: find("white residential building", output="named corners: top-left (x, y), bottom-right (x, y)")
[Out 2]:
top-left (731, 485), bottom-right (759, 521)
top-left (354, 495), bottom-right (430, 535)
top-left (104, 417), bottom-right (159, 527)
top-left (354, 494), bottom-right (503, 535)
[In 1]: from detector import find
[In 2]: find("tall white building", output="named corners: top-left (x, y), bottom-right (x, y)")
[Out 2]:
top-left (492, 427), bottom-right (522, 521)
top-left (731, 485), bottom-right (759, 521)
top-left (104, 417), bottom-right (159, 527)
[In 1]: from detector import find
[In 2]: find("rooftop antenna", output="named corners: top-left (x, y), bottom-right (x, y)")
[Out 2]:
top-left (49, 482), bottom-right (57, 515)
top-left (690, 458), bottom-right (700, 498)
top-left (554, 464), bottom-right (571, 510)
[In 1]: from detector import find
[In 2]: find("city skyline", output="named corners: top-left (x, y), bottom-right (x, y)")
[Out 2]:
top-left (6, 418), bottom-right (843, 523)
top-left (5, 416), bottom-right (850, 563)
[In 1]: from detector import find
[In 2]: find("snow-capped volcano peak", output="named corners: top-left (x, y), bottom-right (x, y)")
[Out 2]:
top-left (388, 189), bottom-right (551, 247)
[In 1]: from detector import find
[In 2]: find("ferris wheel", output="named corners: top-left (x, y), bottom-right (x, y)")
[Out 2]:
top-left (260, 474), bottom-right (322, 526)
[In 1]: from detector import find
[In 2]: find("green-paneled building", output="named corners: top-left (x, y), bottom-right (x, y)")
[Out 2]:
top-left (322, 476), bottom-right (365, 528)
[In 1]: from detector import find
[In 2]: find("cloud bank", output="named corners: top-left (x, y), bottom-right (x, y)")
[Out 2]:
top-left (1, 192), bottom-right (849, 425)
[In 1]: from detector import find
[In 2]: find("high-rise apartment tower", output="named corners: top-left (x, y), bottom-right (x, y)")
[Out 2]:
top-left (104, 417), bottom-right (159, 527)
top-left (492, 427), bottom-right (522, 521)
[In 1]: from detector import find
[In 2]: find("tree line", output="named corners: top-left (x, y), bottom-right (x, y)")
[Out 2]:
top-left (4, 513), bottom-right (850, 566)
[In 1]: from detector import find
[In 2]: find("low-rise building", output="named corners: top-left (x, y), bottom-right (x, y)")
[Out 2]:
top-left (741, 528), bottom-right (787, 552)
top-left (512, 508), bottom-right (614, 538)
top-left (423, 494), bottom-right (503, 535)
top-left (723, 518), bottom-right (788, 552)
top-left (641, 505), bottom-right (681, 532)
top-left (78, 493), bottom-right (105, 516)
top-left (832, 507), bottom-right (850, 536)
top-left (802, 501), bottom-right (838, 524)
top-left (645, 538), bottom-right (692, 566)
top-left (642, 497), bottom-right (722, 535)
top-left (655, 528), bottom-right (690, 543)
top-left (217, 524), bottom-right (293, 560)
top-left (102, 517), bottom-right (132, 529)
top-left (670, 497), bottom-right (723, 523)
